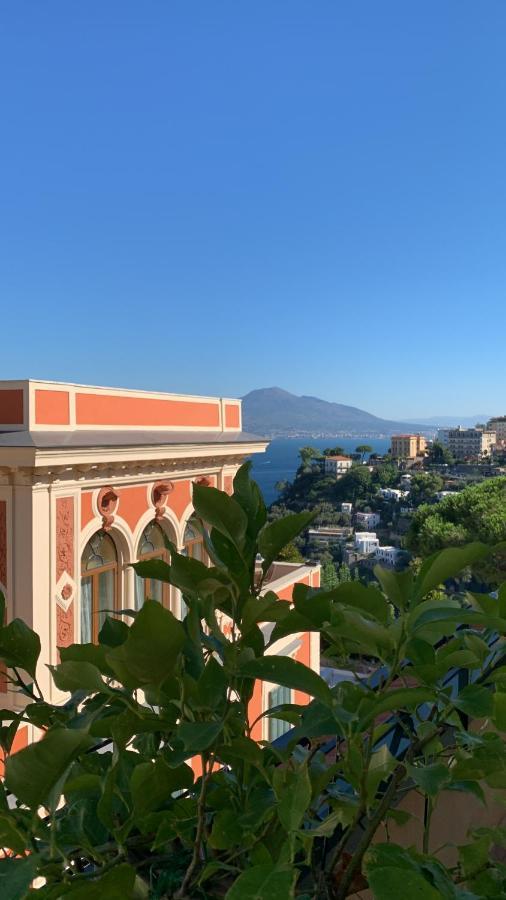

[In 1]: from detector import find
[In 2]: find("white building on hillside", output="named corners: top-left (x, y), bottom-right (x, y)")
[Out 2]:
top-left (375, 546), bottom-right (402, 567)
top-left (355, 511), bottom-right (380, 529)
top-left (354, 532), bottom-right (380, 554)
top-left (324, 456), bottom-right (353, 478)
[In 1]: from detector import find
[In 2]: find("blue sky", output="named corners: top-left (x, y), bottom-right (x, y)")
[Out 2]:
top-left (1, 2), bottom-right (505, 419)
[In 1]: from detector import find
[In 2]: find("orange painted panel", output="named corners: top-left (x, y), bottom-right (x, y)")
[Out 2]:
top-left (167, 480), bottom-right (192, 520)
top-left (117, 485), bottom-right (149, 532)
top-left (249, 680), bottom-right (264, 742)
top-left (35, 389), bottom-right (70, 425)
top-left (224, 475), bottom-right (234, 495)
top-left (277, 575), bottom-right (310, 602)
top-left (75, 393), bottom-right (221, 428)
top-left (225, 404), bottom-right (240, 429)
top-left (0, 389), bottom-right (23, 425)
top-left (81, 491), bottom-right (94, 530)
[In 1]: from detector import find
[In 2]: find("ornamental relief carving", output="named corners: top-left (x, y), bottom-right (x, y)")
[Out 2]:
top-left (57, 604), bottom-right (74, 648)
top-left (56, 497), bottom-right (74, 581)
top-left (0, 501), bottom-right (6, 589)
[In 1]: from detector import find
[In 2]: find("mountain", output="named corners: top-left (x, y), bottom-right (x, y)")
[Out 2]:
top-left (242, 388), bottom-right (432, 438)
top-left (406, 415), bottom-right (492, 428)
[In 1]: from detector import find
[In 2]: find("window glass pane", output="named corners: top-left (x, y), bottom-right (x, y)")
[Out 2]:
top-left (148, 578), bottom-right (163, 603)
top-left (268, 685), bottom-right (292, 742)
top-left (98, 569), bottom-right (115, 633)
top-left (80, 577), bottom-right (93, 643)
top-left (134, 573), bottom-right (145, 611)
top-left (82, 530), bottom-right (117, 570)
top-left (139, 521), bottom-right (165, 556)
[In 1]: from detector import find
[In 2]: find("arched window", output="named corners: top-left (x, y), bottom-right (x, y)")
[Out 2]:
top-left (135, 520), bottom-right (169, 609)
top-left (183, 518), bottom-right (205, 561)
top-left (80, 530), bottom-right (118, 643)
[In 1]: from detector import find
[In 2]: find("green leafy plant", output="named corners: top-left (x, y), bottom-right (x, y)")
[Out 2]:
top-left (1, 465), bottom-right (506, 897)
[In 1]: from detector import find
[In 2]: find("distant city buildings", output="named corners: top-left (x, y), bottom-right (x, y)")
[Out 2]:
top-left (341, 502), bottom-right (353, 514)
top-left (437, 426), bottom-right (496, 459)
top-left (324, 455), bottom-right (353, 478)
top-left (391, 434), bottom-right (427, 460)
top-left (487, 416), bottom-right (506, 445)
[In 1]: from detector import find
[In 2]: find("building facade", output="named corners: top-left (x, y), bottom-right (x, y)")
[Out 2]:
top-left (487, 417), bottom-right (506, 445)
top-left (437, 426), bottom-right (496, 459)
top-left (355, 511), bottom-right (380, 529)
top-left (391, 434), bottom-right (427, 460)
top-left (0, 380), bottom-right (320, 750)
top-left (354, 532), bottom-right (380, 554)
top-left (324, 455), bottom-right (353, 478)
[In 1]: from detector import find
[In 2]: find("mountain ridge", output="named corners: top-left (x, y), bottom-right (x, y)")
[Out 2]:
top-left (242, 387), bottom-right (433, 438)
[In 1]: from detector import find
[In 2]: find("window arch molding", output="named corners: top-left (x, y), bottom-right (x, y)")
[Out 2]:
top-left (79, 516), bottom-right (134, 642)
top-left (131, 506), bottom-right (179, 556)
top-left (133, 516), bottom-right (175, 610)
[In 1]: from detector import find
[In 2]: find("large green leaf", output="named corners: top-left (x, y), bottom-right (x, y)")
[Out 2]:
top-left (49, 660), bottom-right (108, 694)
top-left (454, 684), bottom-right (494, 718)
top-left (0, 618), bottom-right (40, 678)
top-left (178, 720), bottom-right (224, 753)
top-left (0, 813), bottom-right (28, 854)
top-left (106, 599), bottom-right (186, 686)
top-left (258, 511), bottom-right (315, 574)
top-left (413, 543), bottom-right (490, 603)
top-left (240, 656), bottom-right (333, 706)
top-left (5, 727), bottom-right (91, 808)
top-left (276, 763), bottom-right (311, 832)
top-left (366, 866), bottom-right (442, 899)
top-left (232, 462), bottom-right (267, 538)
top-left (358, 687), bottom-right (435, 729)
top-left (405, 762), bottom-right (450, 797)
top-left (373, 567), bottom-right (413, 610)
top-left (0, 855), bottom-right (38, 900)
top-left (59, 863), bottom-right (136, 899)
top-left (130, 557), bottom-right (172, 584)
top-left (130, 759), bottom-right (193, 815)
top-left (59, 641), bottom-right (115, 677)
top-left (192, 482), bottom-right (248, 552)
top-left (225, 864), bottom-right (297, 899)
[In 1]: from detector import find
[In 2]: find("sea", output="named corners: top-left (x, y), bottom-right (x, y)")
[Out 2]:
top-left (249, 437), bottom-right (391, 505)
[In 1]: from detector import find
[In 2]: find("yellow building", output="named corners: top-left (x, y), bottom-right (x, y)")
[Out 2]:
top-left (391, 434), bottom-right (426, 460)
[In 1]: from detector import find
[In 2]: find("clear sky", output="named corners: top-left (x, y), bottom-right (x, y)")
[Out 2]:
top-left (1, 2), bottom-right (505, 419)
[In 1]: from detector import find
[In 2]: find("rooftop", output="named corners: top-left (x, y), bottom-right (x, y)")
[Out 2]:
top-left (0, 380), bottom-right (268, 465)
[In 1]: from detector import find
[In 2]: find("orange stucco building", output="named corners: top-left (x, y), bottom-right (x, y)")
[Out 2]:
top-left (0, 380), bottom-right (320, 751)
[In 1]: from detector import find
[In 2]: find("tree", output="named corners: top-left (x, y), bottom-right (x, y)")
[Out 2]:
top-left (277, 540), bottom-right (304, 562)
top-left (323, 445), bottom-right (345, 457)
top-left (322, 560), bottom-right (339, 589)
top-left (298, 445), bottom-right (322, 471)
top-left (356, 444), bottom-right (373, 462)
top-left (409, 471), bottom-right (444, 504)
top-left (373, 463), bottom-right (398, 488)
top-left (427, 441), bottom-right (454, 466)
top-left (335, 465), bottom-right (373, 503)
top-left (407, 476), bottom-right (506, 583)
top-left (1, 468), bottom-right (506, 898)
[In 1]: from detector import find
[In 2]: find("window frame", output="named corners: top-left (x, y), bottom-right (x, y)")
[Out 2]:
top-left (80, 531), bottom-right (119, 644)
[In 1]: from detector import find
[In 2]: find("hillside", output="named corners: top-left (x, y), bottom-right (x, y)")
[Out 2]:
top-left (242, 387), bottom-right (430, 437)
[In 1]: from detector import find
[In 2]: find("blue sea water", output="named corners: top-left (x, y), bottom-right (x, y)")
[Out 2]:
top-left (249, 437), bottom-right (391, 506)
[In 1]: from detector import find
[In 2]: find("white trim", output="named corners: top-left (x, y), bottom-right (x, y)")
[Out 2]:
top-left (0, 441), bottom-right (268, 471)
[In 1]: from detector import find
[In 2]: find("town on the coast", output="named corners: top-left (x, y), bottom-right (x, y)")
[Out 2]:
top-left (270, 417), bottom-right (506, 593)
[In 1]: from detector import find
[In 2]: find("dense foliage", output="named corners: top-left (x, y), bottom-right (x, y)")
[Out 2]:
top-left (1, 467), bottom-right (506, 897)
top-left (408, 477), bottom-right (506, 583)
